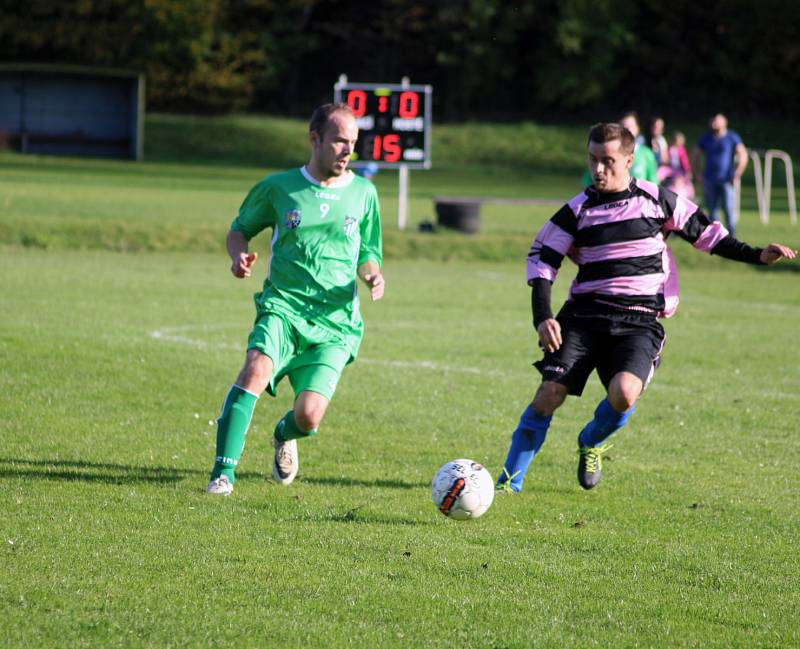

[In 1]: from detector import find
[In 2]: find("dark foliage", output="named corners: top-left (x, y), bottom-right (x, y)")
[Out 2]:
top-left (1, 0), bottom-right (797, 120)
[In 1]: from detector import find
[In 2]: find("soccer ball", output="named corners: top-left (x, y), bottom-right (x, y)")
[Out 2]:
top-left (431, 459), bottom-right (495, 520)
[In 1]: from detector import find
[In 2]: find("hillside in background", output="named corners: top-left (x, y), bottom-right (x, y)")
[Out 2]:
top-left (144, 113), bottom-right (800, 175)
top-left (2, 113), bottom-right (798, 263)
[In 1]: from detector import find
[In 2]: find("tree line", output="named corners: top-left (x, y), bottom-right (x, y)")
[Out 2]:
top-left (2, 0), bottom-right (797, 121)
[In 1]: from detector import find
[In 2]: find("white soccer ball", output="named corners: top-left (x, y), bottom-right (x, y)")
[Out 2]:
top-left (431, 459), bottom-right (495, 520)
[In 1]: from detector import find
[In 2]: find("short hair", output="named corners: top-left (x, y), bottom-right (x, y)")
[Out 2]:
top-left (588, 122), bottom-right (635, 155)
top-left (619, 110), bottom-right (639, 125)
top-left (309, 103), bottom-right (354, 137)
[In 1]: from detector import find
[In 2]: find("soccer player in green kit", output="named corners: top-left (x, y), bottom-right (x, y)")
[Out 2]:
top-left (207, 103), bottom-right (385, 495)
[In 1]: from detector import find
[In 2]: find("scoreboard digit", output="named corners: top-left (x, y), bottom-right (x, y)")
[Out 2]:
top-left (334, 78), bottom-right (432, 169)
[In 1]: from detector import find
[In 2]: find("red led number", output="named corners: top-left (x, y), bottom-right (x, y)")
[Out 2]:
top-left (398, 91), bottom-right (419, 118)
top-left (383, 134), bottom-right (401, 161)
top-left (347, 90), bottom-right (367, 117)
top-left (378, 96), bottom-right (389, 113)
top-left (371, 134), bottom-right (402, 162)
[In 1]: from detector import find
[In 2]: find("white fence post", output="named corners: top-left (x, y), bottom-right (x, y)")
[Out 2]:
top-left (746, 149), bottom-right (766, 224)
top-left (764, 150), bottom-right (797, 226)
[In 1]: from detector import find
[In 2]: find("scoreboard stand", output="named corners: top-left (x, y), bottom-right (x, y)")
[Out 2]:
top-left (334, 75), bottom-right (432, 230)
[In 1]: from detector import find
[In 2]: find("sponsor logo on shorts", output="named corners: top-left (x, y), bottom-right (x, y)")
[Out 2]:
top-left (285, 208), bottom-right (302, 229)
top-left (543, 364), bottom-right (566, 374)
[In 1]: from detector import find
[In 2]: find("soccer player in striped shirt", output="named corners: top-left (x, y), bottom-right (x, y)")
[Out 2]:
top-left (498, 122), bottom-right (796, 493)
top-left (206, 103), bottom-right (384, 495)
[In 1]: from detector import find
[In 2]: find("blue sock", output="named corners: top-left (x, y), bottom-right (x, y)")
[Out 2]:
top-left (499, 404), bottom-right (552, 493)
top-left (578, 398), bottom-right (634, 448)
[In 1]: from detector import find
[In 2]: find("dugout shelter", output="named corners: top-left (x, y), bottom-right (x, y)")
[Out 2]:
top-left (0, 63), bottom-right (145, 160)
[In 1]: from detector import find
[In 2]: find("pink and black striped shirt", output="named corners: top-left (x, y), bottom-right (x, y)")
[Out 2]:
top-left (527, 179), bottom-right (730, 318)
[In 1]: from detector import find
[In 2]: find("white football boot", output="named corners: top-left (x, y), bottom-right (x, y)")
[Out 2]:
top-left (206, 474), bottom-right (233, 495)
top-left (272, 437), bottom-right (298, 485)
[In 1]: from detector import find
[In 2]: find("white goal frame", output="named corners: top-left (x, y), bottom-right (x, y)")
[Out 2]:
top-left (736, 149), bottom-right (797, 225)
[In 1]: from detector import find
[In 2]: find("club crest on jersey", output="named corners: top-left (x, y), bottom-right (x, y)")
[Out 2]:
top-left (343, 215), bottom-right (357, 238)
top-left (285, 208), bottom-right (302, 229)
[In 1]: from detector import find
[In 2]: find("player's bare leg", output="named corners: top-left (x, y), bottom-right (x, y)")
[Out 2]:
top-left (273, 390), bottom-right (330, 485)
top-left (532, 380), bottom-right (568, 416)
top-left (236, 349), bottom-right (273, 394)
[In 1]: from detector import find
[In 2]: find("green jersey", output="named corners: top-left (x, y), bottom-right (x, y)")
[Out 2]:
top-left (230, 166), bottom-right (382, 354)
top-left (631, 144), bottom-right (659, 183)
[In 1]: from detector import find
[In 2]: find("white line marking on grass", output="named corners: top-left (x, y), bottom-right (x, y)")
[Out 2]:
top-left (681, 294), bottom-right (800, 315)
top-left (148, 326), bottom-right (527, 377)
top-left (649, 380), bottom-right (800, 402)
top-left (150, 325), bottom-right (797, 399)
top-left (358, 357), bottom-right (488, 375)
top-left (150, 326), bottom-right (240, 351)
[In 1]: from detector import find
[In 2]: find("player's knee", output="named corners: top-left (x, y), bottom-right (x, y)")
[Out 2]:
top-left (608, 375), bottom-right (641, 411)
top-left (609, 393), bottom-right (637, 412)
top-left (294, 409), bottom-right (322, 432)
top-left (294, 399), bottom-right (327, 432)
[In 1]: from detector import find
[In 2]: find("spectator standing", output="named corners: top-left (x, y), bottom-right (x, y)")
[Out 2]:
top-left (663, 131), bottom-right (694, 199)
top-left (620, 112), bottom-right (659, 184)
top-left (650, 116), bottom-right (670, 166)
top-left (693, 113), bottom-right (747, 236)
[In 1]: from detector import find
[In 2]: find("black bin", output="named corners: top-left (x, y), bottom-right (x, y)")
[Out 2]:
top-left (434, 198), bottom-right (481, 234)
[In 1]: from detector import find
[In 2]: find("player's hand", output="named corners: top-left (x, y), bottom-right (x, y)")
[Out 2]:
top-left (362, 272), bottom-right (385, 301)
top-left (760, 243), bottom-right (797, 264)
top-left (231, 251), bottom-right (258, 278)
top-left (537, 318), bottom-right (562, 353)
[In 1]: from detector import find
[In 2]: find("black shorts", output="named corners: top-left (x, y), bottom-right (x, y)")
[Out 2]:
top-left (534, 306), bottom-right (666, 397)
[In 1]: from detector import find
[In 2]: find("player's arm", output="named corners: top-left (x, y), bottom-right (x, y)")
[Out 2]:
top-left (357, 187), bottom-right (384, 301)
top-left (709, 239), bottom-right (796, 265)
top-left (662, 187), bottom-right (797, 265)
top-left (357, 259), bottom-right (385, 301)
top-left (227, 230), bottom-right (258, 278)
top-left (530, 278), bottom-right (561, 353)
top-left (227, 180), bottom-right (275, 278)
top-left (680, 222), bottom-right (795, 266)
top-left (526, 204), bottom-right (577, 353)
top-left (710, 237), bottom-right (795, 265)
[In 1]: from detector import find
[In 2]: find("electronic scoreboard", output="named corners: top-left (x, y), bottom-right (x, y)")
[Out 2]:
top-left (334, 77), bottom-right (432, 169)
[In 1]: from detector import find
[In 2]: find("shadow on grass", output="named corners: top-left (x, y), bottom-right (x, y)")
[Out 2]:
top-left (299, 475), bottom-right (429, 490)
top-left (0, 458), bottom-right (431, 492)
top-left (755, 261), bottom-right (800, 274)
top-left (0, 457), bottom-right (263, 486)
top-left (284, 506), bottom-right (435, 527)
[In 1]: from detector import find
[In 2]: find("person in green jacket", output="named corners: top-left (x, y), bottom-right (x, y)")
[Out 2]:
top-left (620, 112), bottom-right (659, 183)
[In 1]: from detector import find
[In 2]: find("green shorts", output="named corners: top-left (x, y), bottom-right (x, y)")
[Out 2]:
top-left (247, 311), bottom-right (353, 400)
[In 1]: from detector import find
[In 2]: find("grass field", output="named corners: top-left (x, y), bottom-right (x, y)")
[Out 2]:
top-left (1, 115), bottom-right (800, 647)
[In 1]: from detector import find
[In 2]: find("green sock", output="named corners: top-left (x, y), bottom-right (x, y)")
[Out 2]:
top-left (274, 410), bottom-right (317, 442)
top-left (210, 385), bottom-right (258, 483)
